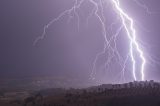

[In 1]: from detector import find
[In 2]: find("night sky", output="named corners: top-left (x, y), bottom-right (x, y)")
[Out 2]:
top-left (1, 0), bottom-right (160, 84)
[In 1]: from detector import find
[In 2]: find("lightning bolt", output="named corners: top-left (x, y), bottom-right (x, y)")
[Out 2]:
top-left (111, 0), bottom-right (146, 81)
top-left (34, 0), bottom-right (157, 83)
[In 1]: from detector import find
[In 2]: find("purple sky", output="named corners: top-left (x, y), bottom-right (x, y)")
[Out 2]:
top-left (1, 0), bottom-right (160, 84)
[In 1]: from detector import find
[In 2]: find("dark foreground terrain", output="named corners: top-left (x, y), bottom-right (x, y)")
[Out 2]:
top-left (1, 80), bottom-right (160, 106)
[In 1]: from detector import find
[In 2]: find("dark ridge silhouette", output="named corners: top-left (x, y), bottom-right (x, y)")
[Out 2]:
top-left (1, 80), bottom-right (160, 106)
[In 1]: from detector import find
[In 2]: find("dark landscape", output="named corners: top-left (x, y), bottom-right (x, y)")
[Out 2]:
top-left (1, 80), bottom-right (160, 106)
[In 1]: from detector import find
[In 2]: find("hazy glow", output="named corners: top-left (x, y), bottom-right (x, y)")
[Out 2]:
top-left (34, 0), bottom-right (148, 82)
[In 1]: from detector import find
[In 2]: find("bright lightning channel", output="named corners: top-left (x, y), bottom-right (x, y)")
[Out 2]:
top-left (111, 0), bottom-right (146, 81)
